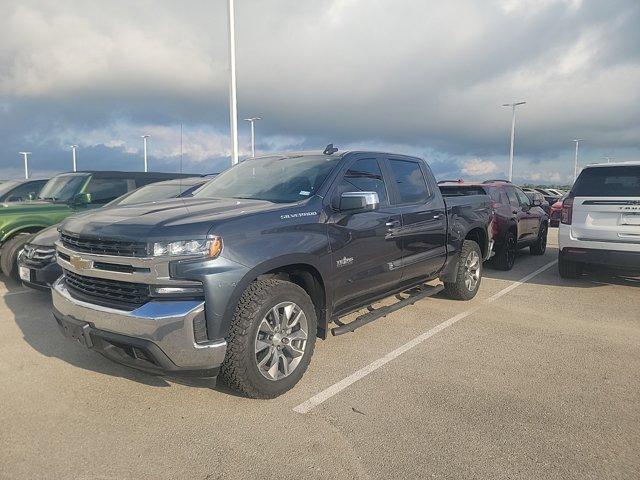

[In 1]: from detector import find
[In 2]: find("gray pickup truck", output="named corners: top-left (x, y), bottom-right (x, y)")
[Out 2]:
top-left (52, 148), bottom-right (493, 397)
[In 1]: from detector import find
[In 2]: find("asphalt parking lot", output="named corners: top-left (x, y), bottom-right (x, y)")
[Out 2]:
top-left (1, 228), bottom-right (638, 480)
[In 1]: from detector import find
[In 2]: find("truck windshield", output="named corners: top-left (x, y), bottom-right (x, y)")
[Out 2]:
top-left (38, 174), bottom-right (88, 202)
top-left (196, 155), bottom-right (340, 203)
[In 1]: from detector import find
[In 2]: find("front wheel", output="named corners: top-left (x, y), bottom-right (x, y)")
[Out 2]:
top-left (1, 233), bottom-right (34, 280)
top-left (220, 278), bottom-right (317, 398)
top-left (443, 239), bottom-right (482, 301)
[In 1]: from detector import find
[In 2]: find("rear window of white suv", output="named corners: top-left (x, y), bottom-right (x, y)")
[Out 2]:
top-left (572, 166), bottom-right (640, 197)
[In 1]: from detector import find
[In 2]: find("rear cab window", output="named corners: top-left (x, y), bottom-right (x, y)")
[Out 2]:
top-left (573, 166), bottom-right (640, 197)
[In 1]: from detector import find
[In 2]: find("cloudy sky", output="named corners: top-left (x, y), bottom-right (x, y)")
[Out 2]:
top-left (1, 0), bottom-right (638, 185)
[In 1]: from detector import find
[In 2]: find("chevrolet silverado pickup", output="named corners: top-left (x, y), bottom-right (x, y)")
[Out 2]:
top-left (52, 149), bottom-right (493, 398)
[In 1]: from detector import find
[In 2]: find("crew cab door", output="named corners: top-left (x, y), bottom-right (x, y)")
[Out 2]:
top-left (326, 155), bottom-right (403, 310)
top-left (385, 157), bottom-right (447, 280)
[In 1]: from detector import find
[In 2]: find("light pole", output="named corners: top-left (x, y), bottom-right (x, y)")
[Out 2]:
top-left (502, 101), bottom-right (526, 181)
top-left (19, 152), bottom-right (31, 179)
top-left (244, 117), bottom-right (261, 158)
top-left (70, 145), bottom-right (78, 172)
top-left (227, 0), bottom-right (239, 165)
top-left (141, 135), bottom-right (150, 172)
top-left (573, 139), bottom-right (583, 181)
top-left (601, 156), bottom-right (613, 163)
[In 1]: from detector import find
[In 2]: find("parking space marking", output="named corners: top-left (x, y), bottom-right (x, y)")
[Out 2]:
top-left (293, 259), bottom-right (558, 414)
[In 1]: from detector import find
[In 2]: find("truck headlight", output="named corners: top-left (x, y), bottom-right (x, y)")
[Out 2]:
top-left (152, 236), bottom-right (222, 258)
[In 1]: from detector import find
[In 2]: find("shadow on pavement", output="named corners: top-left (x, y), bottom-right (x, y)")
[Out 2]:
top-left (482, 245), bottom-right (640, 289)
top-left (4, 280), bottom-right (243, 395)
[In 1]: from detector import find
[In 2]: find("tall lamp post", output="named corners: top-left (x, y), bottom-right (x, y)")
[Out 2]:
top-left (573, 139), bottom-right (583, 181)
top-left (70, 145), bottom-right (78, 172)
top-left (19, 152), bottom-right (31, 179)
top-left (141, 135), bottom-right (150, 172)
top-left (502, 101), bottom-right (526, 181)
top-left (227, 0), bottom-right (239, 165)
top-left (244, 117), bottom-right (261, 158)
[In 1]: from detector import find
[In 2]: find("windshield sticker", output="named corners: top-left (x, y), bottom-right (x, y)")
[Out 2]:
top-left (280, 211), bottom-right (318, 220)
top-left (299, 190), bottom-right (311, 196)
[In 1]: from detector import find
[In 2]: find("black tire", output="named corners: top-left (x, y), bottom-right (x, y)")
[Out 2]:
top-left (443, 240), bottom-right (482, 301)
top-left (491, 230), bottom-right (517, 271)
top-left (220, 278), bottom-right (317, 399)
top-left (558, 252), bottom-right (581, 279)
top-left (1, 233), bottom-right (34, 280)
top-left (530, 222), bottom-right (548, 255)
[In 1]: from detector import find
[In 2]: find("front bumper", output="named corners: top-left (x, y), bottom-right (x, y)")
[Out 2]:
top-left (18, 258), bottom-right (62, 291)
top-left (52, 277), bottom-right (227, 377)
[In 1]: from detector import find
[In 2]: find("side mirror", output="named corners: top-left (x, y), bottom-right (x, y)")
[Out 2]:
top-left (339, 192), bottom-right (379, 212)
top-left (72, 192), bottom-right (91, 205)
top-left (27, 192), bottom-right (36, 200)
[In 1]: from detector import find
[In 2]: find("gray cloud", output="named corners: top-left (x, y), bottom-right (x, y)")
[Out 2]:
top-left (0, 0), bottom-right (638, 184)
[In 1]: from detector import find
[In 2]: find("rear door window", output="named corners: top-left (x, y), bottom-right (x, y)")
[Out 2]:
top-left (86, 178), bottom-right (136, 204)
top-left (515, 188), bottom-right (532, 206)
top-left (505, 187), bottom-right (520, 207)
top-left (573, 166), bottom-right (640, 197)
top-left (388, 159), bottom-right (430, 204)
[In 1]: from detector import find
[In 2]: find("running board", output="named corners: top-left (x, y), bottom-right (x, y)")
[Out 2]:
top-left (331, 283), bottom-right (444, 336)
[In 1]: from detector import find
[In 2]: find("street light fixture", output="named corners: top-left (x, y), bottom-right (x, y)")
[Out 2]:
top-left (141, 135), bottom-right (150, 172)
top-left (573, 139), bottom-right (583, 181)
top-left (227, 0), bottom-right (239, 165)
top-left (19, 152), bottom-right (31, 179)
top-left (502, 101), bottom-right (526, 181)
top-left (244, 117), bottom-right (261, 158)
top-left (70, 145), bottom-right (78, 172)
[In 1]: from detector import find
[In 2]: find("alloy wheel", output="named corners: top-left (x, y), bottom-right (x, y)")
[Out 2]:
top-left (464, 250), bottom-right (481, 291)
top-left (254, 301), bottom-right (308, 381)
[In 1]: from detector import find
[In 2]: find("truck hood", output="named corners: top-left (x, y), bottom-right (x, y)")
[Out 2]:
top-left (60, 197), bottom-right (284, 241)
top-left (30, 224), bottom-right (61, 247)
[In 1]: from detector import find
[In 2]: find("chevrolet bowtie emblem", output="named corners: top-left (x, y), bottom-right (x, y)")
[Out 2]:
top-left (69, 255), bottom-right (92, 270)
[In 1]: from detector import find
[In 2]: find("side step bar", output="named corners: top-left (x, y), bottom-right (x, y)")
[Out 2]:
top-left (331, 283), bottom-right (444, 336)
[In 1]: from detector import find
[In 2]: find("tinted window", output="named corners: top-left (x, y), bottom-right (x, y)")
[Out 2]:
top-left (439, 185), bottom-right (487, 197)
top-left (197, 155), bottom-right (340, 203)
top-left (505, 187), bottom-right (520, 207)
top-left (86, 178), bottom-right (135, 204)
top-left (335, 158), bottom-right (388, 205)
top-left (38, 174), bottom-right (88, 202)
top-left (515, 188), bottom-right (532, 206)
top-left (388, 159), bottom-right (430, 204)
top-left (573, 166), bottom-right (640, 197)
top-left (4, 182), bottom-right (43, 201)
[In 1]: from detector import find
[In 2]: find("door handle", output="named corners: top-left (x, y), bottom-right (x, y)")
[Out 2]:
top-left (385, 220), bottom-right (400, 228)
top-left (433, 214), bottom-right (442, 219)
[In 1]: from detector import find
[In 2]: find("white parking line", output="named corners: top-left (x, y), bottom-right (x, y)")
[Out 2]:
top-left (293, 259), bottom-right (558, 414)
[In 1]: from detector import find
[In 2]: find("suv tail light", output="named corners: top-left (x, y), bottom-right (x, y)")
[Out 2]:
top-left (561, 197), bottom-right (574, 225)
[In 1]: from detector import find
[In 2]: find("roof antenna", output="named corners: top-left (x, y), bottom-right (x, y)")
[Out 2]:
top-left (323, 143), bottom-right (338, 155)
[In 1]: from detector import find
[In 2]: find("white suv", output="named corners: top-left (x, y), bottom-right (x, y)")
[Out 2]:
top-left (558, 162), bottom-right (640, 278)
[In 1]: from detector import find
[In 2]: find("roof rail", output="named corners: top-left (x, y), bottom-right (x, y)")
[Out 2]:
top-left (482, 179), bottom-right (511, 184)
top-left (437, 179), bottom-right (465, 184)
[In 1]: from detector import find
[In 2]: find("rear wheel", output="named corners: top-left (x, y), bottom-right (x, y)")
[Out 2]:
top-left (492, 230), bottom-right (517, 271)
top-left (1, 233), bottom-right (34, 280)
top-left (220, 278), bottom-right (317, 398)
top-left (443, 240), bottom-right (482, 301)
top-left (558, 252), bottom-right (581, 279)
top-left (530, 223), bottom-right (548, 255)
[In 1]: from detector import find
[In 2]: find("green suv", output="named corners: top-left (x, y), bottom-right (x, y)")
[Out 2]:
top-left (0, 170), bottom-right (194, 278)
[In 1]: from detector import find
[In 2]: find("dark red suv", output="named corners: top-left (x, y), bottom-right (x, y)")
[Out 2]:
top-left (439, 180), bottom-right (549, 270)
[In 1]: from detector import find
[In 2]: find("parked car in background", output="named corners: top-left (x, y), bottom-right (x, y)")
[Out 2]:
top-left (0, 179), bottom-right (49, 203)
top-left (440, 180), bottom-right (549, 270)
top-left (533, 187), bottom-right (561, 205)
top-left (525, 191), bottom-right (550, 215)
top-left (18, 176), bottom-right (209, 290)
top-left (0, 171), bottom-right (196, 279)
top-left (546, 188), bottom-right (565, 197)
top-left (549, 193), bottom-right (568, 227)
top-left (559, 162), bottom-right (640, 278)
top-left (52, 149), bottom-right (493, 397)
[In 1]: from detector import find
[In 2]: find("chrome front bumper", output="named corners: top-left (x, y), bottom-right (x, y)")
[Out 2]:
top-left (52, 277), bottom-right (227, 372)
